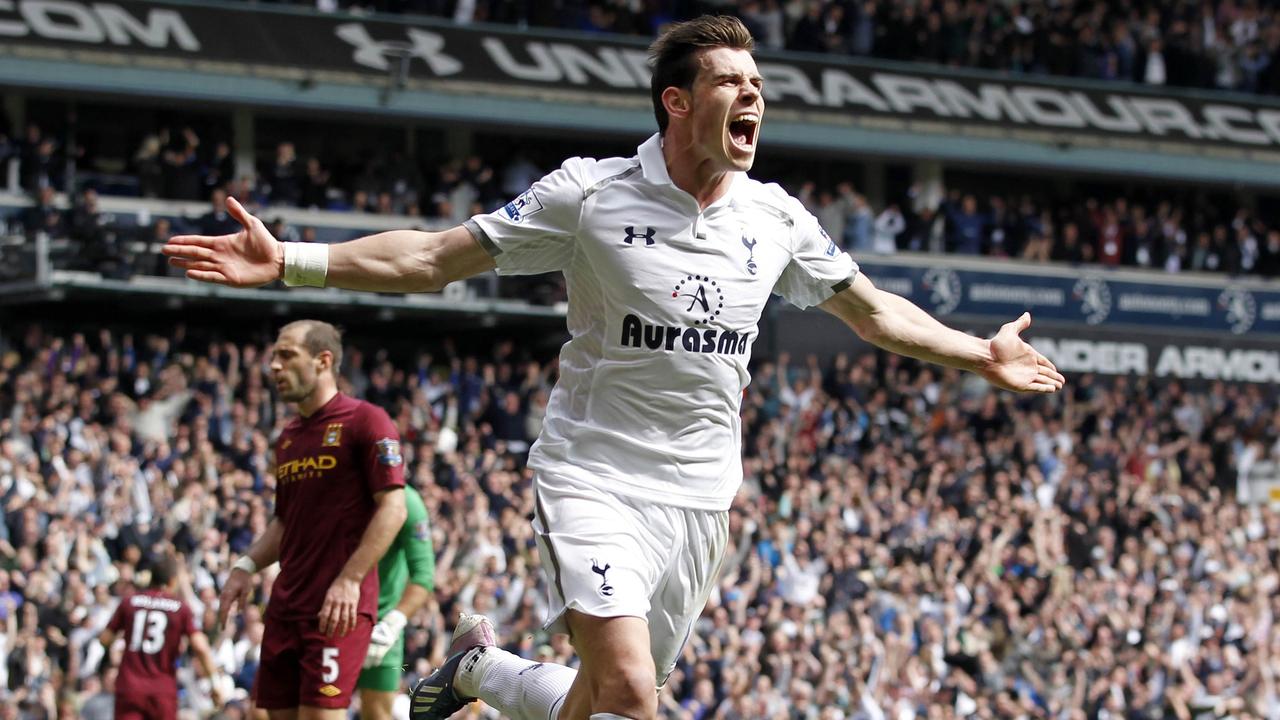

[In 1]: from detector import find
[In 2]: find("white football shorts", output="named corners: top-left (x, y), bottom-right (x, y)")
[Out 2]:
top-left (531, 471), bottom-right (729, 684)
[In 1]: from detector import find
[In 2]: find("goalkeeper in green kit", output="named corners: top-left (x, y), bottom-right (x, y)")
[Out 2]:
top-left (359, 484), bottom-right (435, 719)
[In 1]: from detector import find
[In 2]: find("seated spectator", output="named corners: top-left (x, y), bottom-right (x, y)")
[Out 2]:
top-left (161, 127), bottom-right (202, 201)
top-left (145, 217), bottom-right (178, 277)
top-left (19, 125), bottom-right (61, 194)
top-left (202, 141), bottom-right (235, 197)
top-left (947, 194), bottom-right (986, 255)
top-left (198, 188), bottom-right (241, 236)
top-left (133, 134), bottom-right (164, 199)
top-left (872, 202), bottom-right (904, 254)
top-left (263, 141), bottom-right (300, 207)
top-left (298, 157), bottom-right (330, 210)
top-left (21, 186), bottom-right (65, 240)
top-left (69, 189), bottom-right (128, 276)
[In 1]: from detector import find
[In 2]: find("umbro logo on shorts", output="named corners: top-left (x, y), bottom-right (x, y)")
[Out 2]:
top-left (318, 684), bottom-right (341, 697)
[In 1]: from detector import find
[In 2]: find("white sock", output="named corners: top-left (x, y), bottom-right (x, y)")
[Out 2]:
top-left (589, 715), bottom-right (639, 719)
top-left (456, 646), bottom-right (576, 720)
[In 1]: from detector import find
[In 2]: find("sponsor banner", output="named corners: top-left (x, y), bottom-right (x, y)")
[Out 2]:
top-left (858, 262), bottom-right (1280, 337)
top-left (763, 302), bottom-right (1280, 384)
top-left (1029, 336), bottom-right (1280, 384)
top-left (6, 1), bottom-right (1280, 156)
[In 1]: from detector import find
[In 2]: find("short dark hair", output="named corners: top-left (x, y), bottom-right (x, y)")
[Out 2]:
top-left (280, 319), bottom-right (344, 371)
top-left (148, 554), bottom-right (177, 589)
top-left (649, 15), bottom-right (755, 135)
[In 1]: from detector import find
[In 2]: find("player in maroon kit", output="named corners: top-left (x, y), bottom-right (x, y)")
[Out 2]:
top-left (218, 319), bottom-right (407, 719)
top-left (99, 554), bottom-right (223, 719)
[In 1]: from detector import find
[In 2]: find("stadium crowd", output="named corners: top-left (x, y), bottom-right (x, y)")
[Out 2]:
top-left (2, 122), bottom-right (1277, 280)
top-left (0, 320), bottom-right (1277, 719)
top-left (796, 182), bottom-right (1280, 276)
top-left (0, 124), bottom-right (514, 219)
top-left (249, 0), bottom-right (1280, 95)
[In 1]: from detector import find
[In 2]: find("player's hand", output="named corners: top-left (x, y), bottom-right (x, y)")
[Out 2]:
top-left (363, 609), bottom-right (408, 668)
top-left (217, 567), bottom-right (252, 630)
top-left (979, 313), bottom-right (1065, 394)
top-left (162, 196), bottom-right (283, 287)
top-left (319, 576), bottom-right (361, 638)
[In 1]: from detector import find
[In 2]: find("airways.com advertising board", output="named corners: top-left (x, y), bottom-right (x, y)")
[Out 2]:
top-left (832, 260), bottom-right (1279, 383)
top-left (858, 264), bottom-right (1280, 337)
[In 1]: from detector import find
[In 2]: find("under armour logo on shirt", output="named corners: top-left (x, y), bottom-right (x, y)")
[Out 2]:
top-left (622, 226), bottom-right (656, 246)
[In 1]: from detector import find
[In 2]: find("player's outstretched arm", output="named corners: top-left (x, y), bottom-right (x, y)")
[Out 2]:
top-left (188, 630), bottom-right (225, 706)
top-left (163, 197), bottom-right (495, 292)
top-left (820, 273), bottom-right (1065, 394)
top-left (319, 487), bottom-right (407, 638)
top-left (325, 225), bottom-right (496, 294)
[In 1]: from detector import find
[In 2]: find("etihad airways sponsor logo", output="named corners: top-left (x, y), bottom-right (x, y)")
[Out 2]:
top-left (277, 454), bottom-right (338, 483)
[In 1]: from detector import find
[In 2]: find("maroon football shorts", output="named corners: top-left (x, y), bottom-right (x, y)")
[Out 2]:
top-left (254, 615), bottom-right (373, 709)
top-left (115, 690), bottom-right (177, 720)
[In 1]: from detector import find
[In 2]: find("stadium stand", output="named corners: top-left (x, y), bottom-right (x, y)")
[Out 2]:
top-left (3, 138), bottom-right (1278, 279)
top-left (0, 323), bottom-right (1277, 719)
top-left (2, 0), bottom-right (1280, 718)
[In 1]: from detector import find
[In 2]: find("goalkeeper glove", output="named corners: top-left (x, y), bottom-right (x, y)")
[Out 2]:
top-left (363, 609), bottom-right (407, 668)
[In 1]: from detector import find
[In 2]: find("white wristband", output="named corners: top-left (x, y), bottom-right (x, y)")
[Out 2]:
top-left (282, 242), bottom-right (329, 288)
top-left (232, 556), bottom-right (258, 575)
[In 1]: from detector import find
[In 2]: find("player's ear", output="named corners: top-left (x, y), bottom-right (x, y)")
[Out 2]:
top-left (316, 350), bottom-right (333, 373)
top-left (662, 86), bottom-right (691, 122)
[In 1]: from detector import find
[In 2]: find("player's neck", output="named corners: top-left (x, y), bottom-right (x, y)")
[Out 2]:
top-left (661, 135), bottom-right (734, 211)
top-left (297, 383), bottom-right (339, 418)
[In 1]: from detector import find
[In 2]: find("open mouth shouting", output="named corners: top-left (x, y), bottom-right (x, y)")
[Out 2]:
top-left (728, 112), bottom-right (760, 154)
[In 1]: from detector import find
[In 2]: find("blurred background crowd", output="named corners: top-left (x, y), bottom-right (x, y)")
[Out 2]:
top-left (4, 121), bottom-right (1279, 280)
top-left (1, 322), bottom-right (1277, 719)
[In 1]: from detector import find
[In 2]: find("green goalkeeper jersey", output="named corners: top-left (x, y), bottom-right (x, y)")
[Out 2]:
top-left (377, 485), bottom-right (435, 618)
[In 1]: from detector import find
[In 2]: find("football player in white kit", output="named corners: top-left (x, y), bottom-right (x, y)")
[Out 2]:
top-left (164, 15), bottom-right (1064, 720)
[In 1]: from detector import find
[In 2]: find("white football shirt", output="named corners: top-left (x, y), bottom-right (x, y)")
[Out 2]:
top-left (466, 134), bottom-right (858, 510)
